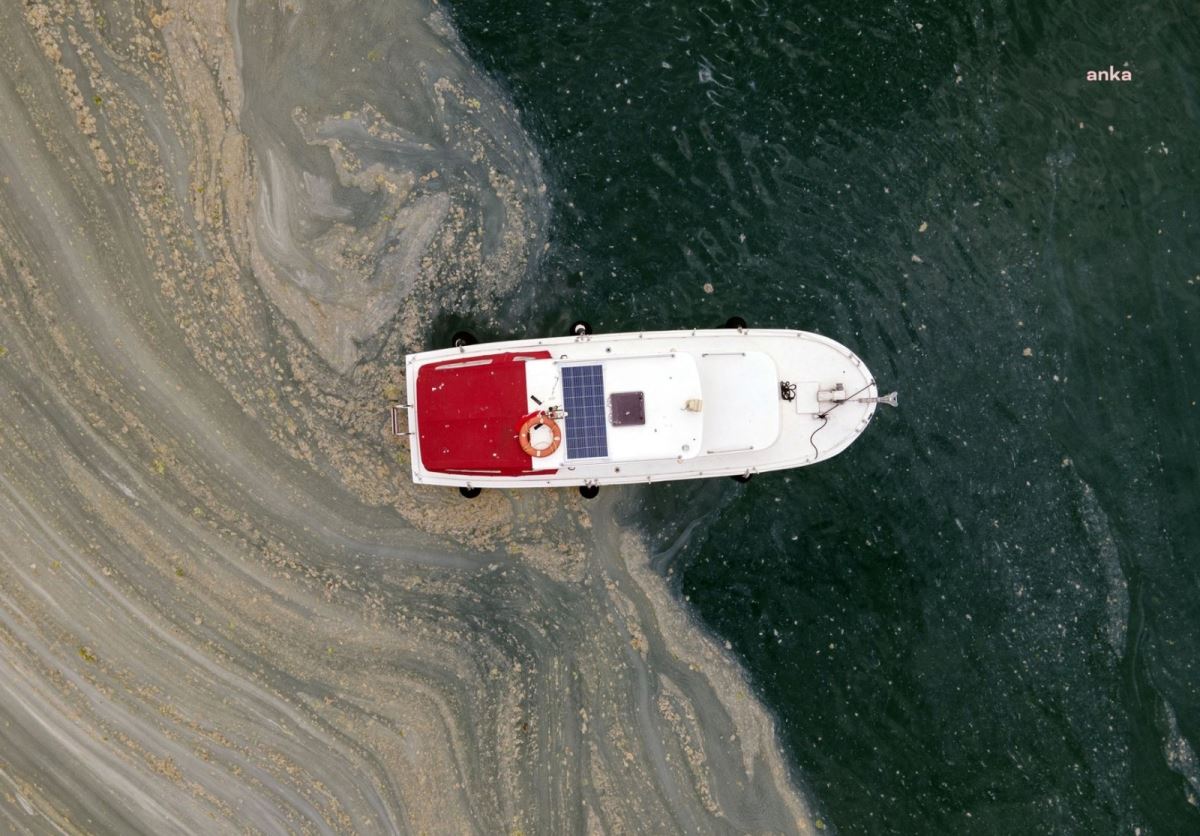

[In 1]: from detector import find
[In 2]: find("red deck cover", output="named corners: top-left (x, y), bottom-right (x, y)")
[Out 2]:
top-left (416, 351), bottom-right (555, 476)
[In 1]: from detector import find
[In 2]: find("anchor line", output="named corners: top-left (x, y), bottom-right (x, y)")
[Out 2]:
top-left (818, 382), bottom-right (875, 420)
top-left (809, 381), bottom-right (875, 459)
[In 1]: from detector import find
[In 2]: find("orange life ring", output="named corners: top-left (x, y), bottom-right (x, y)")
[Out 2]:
top-left (518, 412), bottom-right (562, 458)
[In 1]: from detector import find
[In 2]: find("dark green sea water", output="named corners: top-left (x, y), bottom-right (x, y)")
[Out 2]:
top-left (446, 0), bottom-right (1200, 831)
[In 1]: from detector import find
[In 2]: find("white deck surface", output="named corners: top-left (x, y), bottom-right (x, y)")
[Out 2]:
top-left (697, 351), bottom-right (780, 454)
top-left (589, 354), bottom-right (702, 462)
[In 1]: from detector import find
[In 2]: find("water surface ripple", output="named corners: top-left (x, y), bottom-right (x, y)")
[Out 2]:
top-left (446, 0), bottom-right (1200, 831)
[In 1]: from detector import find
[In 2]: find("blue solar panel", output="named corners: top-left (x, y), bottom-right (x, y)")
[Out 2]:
top-left (562, 365), bottom-right (608, 459)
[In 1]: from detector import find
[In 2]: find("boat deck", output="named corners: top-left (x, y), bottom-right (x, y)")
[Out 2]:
top-left (404, 328), bottom-right (880, 488)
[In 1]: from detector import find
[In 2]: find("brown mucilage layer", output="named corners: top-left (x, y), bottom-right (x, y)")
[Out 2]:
top-left (0, 1), bottom-right (814, 832)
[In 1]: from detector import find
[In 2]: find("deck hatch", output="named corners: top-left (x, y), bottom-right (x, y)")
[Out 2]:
top-left (609, 391), bottom-right (645, 426)
top-left (562, 365), bottom-right (609, 459)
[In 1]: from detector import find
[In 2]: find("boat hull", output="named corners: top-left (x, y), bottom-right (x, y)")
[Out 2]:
top-left (401, 328), bottom-right (879, 488)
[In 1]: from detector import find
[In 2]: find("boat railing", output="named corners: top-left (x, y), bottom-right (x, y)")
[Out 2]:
top-left (554, 351), bottom-right (678, 365)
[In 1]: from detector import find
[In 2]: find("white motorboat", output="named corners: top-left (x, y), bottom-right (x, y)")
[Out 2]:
top-left (392, 323), bottom-right (895, 496)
